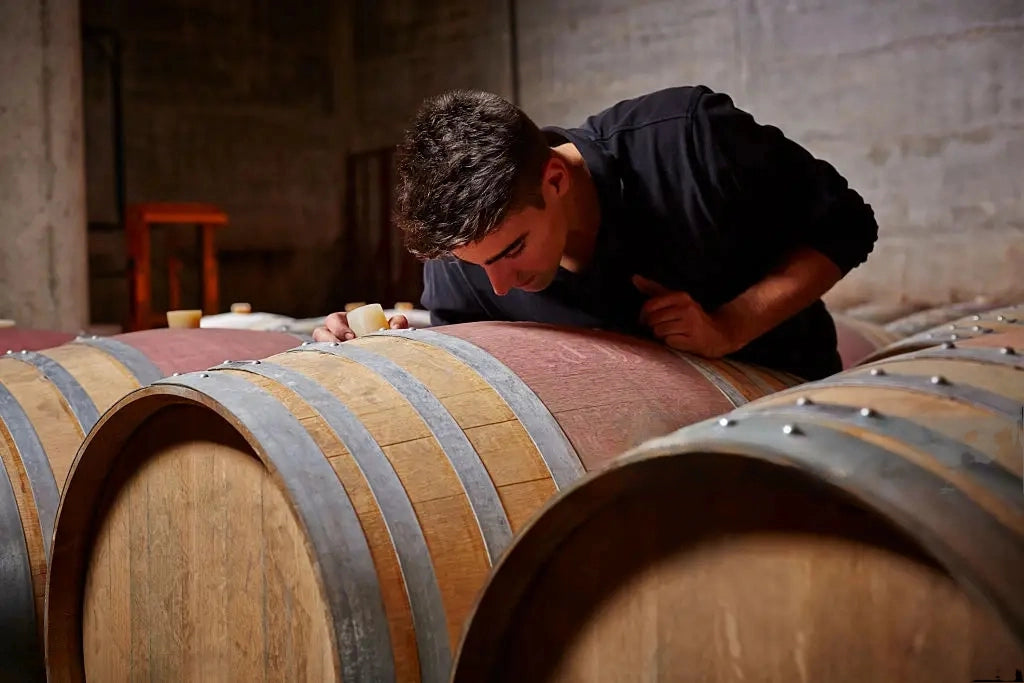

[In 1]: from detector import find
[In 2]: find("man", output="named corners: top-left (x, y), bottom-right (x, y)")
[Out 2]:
top-left (314, 85), bottom-right (878, 380)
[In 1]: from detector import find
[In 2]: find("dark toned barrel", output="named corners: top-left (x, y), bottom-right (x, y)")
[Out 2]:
top-left (831, 313), bottom-right (902, 368)
top-left (0, 328), bottom-right (302, 681)
top-left (452, 329), bottom-right (1024, 683)
top-left (883, 298), bottom-right (1007, 337)
top-left (861, 303), bottom-right (1024, 364)
top-left (44, 322), bottom-right (802, 683)
top-left (0, 327), bottom-right (76, 352)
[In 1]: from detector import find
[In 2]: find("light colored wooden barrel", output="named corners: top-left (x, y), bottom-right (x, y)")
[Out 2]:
top-left (862, 303), bottom-right (1024, 364)
top-left (44, 321), bottom-right (802, 683)
top-left (837, 301), bottom-right (924, 324)
top-left (0, 328), bottom-right (301, 681)
top-left (883, 298), bottom-right (1007, 337)
top-left (0, 327), bottom-right (76, 352)
top-left (831, 313), bottom-right (902, 368)
top-left (452, 329), bottom-right (1024, 683)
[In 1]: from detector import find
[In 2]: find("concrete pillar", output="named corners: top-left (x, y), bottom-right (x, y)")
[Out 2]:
top-left (0, 0), bottom-right (89, 331)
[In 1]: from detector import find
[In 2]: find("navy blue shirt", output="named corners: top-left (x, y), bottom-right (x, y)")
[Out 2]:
top-left (421, 85), bottom-right (878, 380)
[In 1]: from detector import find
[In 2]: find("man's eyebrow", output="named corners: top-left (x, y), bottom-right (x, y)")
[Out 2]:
top-left (484, 234), bottom-right (526, 266)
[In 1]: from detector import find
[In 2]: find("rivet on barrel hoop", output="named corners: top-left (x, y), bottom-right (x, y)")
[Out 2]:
top-left (199, 373), bottom-right (210, 378)
top-left (718, 417), bottom-right (735, 427)
top-left (930, 375), bottom-right (948, 385)
top-left (782, 424), bottom-right (803, 436)
top-left (941, 341), bottom-right (956, 349)
top-left (970, 315), bottom-right (981, 321)
top-left (796, 397), bottom-right (813, 406)
top-left (1000, 347), bottom-right (1016, 355)
top-left (870, 368), bottom-right (886, 376)
top-left (859, 407), bottom-right (876, 418)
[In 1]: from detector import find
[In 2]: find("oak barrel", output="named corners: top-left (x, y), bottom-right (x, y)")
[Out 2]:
top-left (0, 328), bottom-right (301, 681)
top-left (0, 327), bottom-right (76, 352)
top-left (44, 322), bottom-right (801, 683)
top-left (883, 298), bottom-right (1007, 337)
top-left (831, 313), bottom-right (902, 368)
top-left (452, 329), bottom-right (1024, 683)
top-left (861, 302), bottom-right (1024, 364)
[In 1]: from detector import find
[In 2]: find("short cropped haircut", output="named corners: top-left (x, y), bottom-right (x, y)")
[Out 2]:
top-left (395, 90), bottom-right (551, 260)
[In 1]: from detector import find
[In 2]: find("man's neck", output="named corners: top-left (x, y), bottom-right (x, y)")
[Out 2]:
top-left (553, 143), bottom-right (602, 273)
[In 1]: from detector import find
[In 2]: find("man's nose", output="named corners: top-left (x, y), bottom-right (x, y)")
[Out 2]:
top-left (485, 267), bottom-right (512, 296)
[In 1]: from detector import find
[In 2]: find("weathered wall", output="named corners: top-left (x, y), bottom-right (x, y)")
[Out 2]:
top-left (70, 0), bottom-right (1023, 326)
top-left (0, 0), bottom-right (89, 331)
top-left (519, 0), bottom-right (1024, 307)
top-left (81, 0), bottom-right (349, 322)
top-left (354, 0), bottom-right (1024, 308)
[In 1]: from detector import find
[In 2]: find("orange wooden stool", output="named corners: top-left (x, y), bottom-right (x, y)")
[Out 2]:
top-left (126, 202), bottom-right (228, 331)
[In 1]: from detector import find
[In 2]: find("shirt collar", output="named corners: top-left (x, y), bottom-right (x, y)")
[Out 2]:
top-left (542, 126), bottom-right (624, 220)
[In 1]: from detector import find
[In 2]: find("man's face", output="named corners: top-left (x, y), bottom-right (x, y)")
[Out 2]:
top-left (452, 203), bottom-right (568, 296)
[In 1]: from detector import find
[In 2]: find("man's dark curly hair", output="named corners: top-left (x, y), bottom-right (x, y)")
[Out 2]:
top-left (395, 90), bottom-right (551, 260)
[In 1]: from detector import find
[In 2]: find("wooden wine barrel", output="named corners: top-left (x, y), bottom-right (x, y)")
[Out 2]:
top-left (836, 301), bottom-right (923, 324)
top-left (452, 329), bottom-right (1024, 683)
top-left (861, 303), bottom-right (1024, 364)
top-left (883, 297), bottom-right (1005, 337)
top-left (0, 327), bottom-right (76, 352)
top-left (44, 322), bottom-right (802, 683)
top-left (831, 313), bottom-right (902, 368)
top-left (0, 328), bottom-right (301, 681)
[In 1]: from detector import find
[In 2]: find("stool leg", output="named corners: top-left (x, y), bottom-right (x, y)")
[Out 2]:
top-left (167, 232), bottom-right (182, 313)
top-left (200, 224), bottom-right (219, 315)
top-left (127, 210), bottom-right (151, 331)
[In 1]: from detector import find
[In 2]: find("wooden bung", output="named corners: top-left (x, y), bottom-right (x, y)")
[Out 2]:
top-left (451, 329), bottom-right (1024, 683)
top-left (0, 328), bottom-right (302, 679)
top-left (44, 321), bottom-right (803, 683)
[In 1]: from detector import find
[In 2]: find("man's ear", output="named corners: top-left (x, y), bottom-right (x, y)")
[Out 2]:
top-left (543, 155), bottom-right (571, 198)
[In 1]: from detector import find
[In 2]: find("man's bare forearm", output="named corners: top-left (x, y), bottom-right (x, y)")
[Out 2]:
top-left (714, 246), bottom-right (843, 351)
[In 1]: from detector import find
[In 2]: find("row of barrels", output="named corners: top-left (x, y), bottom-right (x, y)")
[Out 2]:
top-left (0, 303), bottom-right (1021, 681)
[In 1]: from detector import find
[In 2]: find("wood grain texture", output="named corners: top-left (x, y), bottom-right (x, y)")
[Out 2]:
top-left (453, 336), bottom-right (1024, 683)
top-left (0, 328), bottom-right (76, 353)
top-left (832, 314), bottom-right (902, 368)
top-left (865, 303), bottom-right (1024, 363)
top-left (884, 300), bottom-right (1018, 337)
top-left (0, 329), bottom-right (302, 679)
top-left (45, 321), bottom-right (803, 683)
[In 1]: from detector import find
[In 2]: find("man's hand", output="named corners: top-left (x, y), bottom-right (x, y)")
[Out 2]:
top-left (633, 275), bottom-right (744, 358)
top-left (312, 312), bottom-right (410, 342)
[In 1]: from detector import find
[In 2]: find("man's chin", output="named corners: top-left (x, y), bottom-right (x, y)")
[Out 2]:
top-left (518, 275), bottom-right (552, 293)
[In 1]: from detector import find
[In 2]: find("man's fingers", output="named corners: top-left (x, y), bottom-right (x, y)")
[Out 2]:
top-left (312, 326), bottom-right (340, 343)
top-left (640, 291), bottom-right (698, 321)
top-left (645, 306), bottom-right (695, 327)
top-left (652, 320), bottom-right (693, 339)
top-left (324, 312), bottom-right (356, 341)
top-left (632, 274), bottom-right (672, 297)
top-left (388, 314), bottom-right (409, 329)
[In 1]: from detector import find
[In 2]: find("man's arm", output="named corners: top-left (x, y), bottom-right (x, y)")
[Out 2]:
top-left (714, 246), bottom-right (841, 351)
top-left (691, 88), bottom-right (879, 281)
top-left (636, 246), bottom-right (840, 357)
